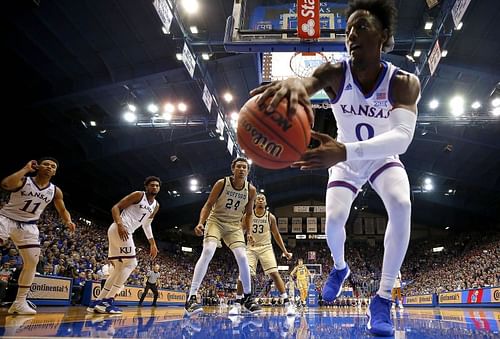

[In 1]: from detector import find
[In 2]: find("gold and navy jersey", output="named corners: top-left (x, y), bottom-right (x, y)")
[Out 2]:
top-left (250, 210), bottom-right (272, 247)
top-left (208, 177), bottom-right (249, 224)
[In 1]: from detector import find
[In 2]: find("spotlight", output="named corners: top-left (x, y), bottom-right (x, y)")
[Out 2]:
top-left (429, 99), bottom-right (439, 110)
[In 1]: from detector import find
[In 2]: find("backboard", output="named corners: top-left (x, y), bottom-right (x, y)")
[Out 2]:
top-left (261, 51), bottom-right (348, 102)
top-left (224, 0), bottom-right (349, 53)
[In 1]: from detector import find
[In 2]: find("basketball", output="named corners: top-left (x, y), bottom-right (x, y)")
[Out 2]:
top-left (237, 95), bottom-right (311, 169)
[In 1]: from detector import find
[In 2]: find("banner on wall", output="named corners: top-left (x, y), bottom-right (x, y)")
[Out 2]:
top-left (306, 217), bottom-right (317, 233)
top-left (28, 275), bottom-right (72, 305)
top-left (364, 217), bottom-right (375, 234)
top-left (84, 281), bottom-right (186, 306)
top-left (467, 289), bottom-right (484, 304)
top-left (278, 217), bottom-right (288, 233)
top-left (439, 291), bottom-right (463, 304)
top-left (292, 217), bottom-right (302, 233)
top-left (404, 294), bottom-right (434, 305)
top-left (491, 287), bottom-right (500, 303)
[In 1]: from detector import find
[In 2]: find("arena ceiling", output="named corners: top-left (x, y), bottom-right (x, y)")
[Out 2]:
top-left (2, 0), bottom-right (500, 233)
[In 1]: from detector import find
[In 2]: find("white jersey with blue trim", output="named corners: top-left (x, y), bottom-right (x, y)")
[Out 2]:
top-left (330, 60), bottom-right (403, 146)
top-left (120, 192), bottom-right (157, 234)
top-left (0, 177), bottom-right (56, 223)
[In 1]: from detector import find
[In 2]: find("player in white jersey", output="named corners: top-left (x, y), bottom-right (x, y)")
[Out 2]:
top-left (230, 193), bottom-right (295, 315)
top-left (0, 158), bottom-right (76, 314)
top-left (88, 176), bottom-right (160, 314)
top-left (250, 1), bottom-right (419, 335)
top-left (185, 157), bottom-right (261, 315)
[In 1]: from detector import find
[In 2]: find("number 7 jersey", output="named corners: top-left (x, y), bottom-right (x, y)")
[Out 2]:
top-left (208, 177), bottom-right (248, 224)
top-left (330, 60), bottom-right (403, 146)
top-left (120, 192), bottom-right (157, 234)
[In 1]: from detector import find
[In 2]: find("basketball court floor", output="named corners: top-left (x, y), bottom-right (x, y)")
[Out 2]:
top-left (0, 306), bottom-right (498, 338)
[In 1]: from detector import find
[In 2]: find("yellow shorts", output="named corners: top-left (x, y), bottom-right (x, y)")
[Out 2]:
top-left (247, 244), bottom-right (278, 276)
top-left (297, 279), bottom-right (309, 290)
top-left (204, 219), bottom-right (245, 250)
top-left (392, 287), bottom-right (402, 300)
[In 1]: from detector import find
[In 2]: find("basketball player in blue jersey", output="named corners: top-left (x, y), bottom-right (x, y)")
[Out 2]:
top-left (0, 158), bottom-right (76, 314)
top-left (251, 1), bottom-right (419, 335)
top-left (88, 176), bottom-right (160, 314)
top-left (185, 157), bottom-right (261, 315)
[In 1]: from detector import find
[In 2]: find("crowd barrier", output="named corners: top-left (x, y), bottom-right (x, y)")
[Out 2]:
top-left (403, 286), bottom-right (499, 308)
top-left (81, 281), bottom-right (186, 306)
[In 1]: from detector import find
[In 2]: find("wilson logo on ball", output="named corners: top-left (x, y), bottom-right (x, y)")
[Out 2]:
top-left (242, 119), bottom-right (284, 158)
top-left (263, 110), bottom-right (293, 132)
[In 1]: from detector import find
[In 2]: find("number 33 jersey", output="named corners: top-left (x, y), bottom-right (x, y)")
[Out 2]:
top-left (250, 210), bottom-right (272, 247)
top-left (0, 177), bottom-right (55, 223)
top-left (331, 60), bottom-right (403, 146)
top-left (208, 177), bottom-right (248, 224)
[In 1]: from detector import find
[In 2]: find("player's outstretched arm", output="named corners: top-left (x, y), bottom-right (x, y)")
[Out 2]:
top-left (53, 187), bottom-right (76, 232)
top-left (249, 62), bottom-right (341, 124)
top-left (269, 213), bottom-right (292, 260)
top-left (144, 204), bottom-right (159, 259)
top-left (194, 179), bottom-right (225, 236)
top-left (292, 73), bottom-right (421, 169)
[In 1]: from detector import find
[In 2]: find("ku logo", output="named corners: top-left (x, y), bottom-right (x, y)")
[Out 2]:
top-left (301, 19), bottom-right (316, 37)
top-left (120, 246), bottom-right (132, 254)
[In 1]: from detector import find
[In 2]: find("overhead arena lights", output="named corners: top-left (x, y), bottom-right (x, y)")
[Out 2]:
top-left (429, 99), bottom-right (439, 110)
top-left (449, 96), bottom-right (465, 117)
top-left (181, 0), bottom-right (199, 14)
top-left (123, 111), bottom-right (137, 122)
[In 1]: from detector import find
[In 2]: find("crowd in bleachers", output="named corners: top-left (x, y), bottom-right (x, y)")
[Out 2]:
top-left (0, 194), bottom-right (499, 303)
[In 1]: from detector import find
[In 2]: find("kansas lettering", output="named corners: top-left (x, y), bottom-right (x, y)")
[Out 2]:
top-left (340, 104), bottom-right (390, 119)
top-left (21, 190), bottom-right (52, 203)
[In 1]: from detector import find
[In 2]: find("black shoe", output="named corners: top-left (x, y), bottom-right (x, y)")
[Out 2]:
top-left (242, 294), bottom-right (262, 314)
top-left (185, 295), bottom-right (203, 316)
top-left (152, 303), bottom-right (157, 307)
top-left (138, 302), bottom-right (143, 307)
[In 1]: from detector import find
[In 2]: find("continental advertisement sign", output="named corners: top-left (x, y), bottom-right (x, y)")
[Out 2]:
top-left (405, 294), bottom-right (434, 305)
top-left (90, 282), bottom-right (186, 305)
top-left (491, 287), bottom-right (500, 303)
top-left (439, 291), bottom-right (463, 304)
top-left (27, 275), bottom-right (72, 305)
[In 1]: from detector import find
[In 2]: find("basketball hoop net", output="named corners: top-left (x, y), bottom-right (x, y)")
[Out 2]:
top-left (289, 52), bottom-right (329, 78)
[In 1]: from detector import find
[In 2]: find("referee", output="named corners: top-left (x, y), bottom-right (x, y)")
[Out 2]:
top-left (138, 264), bottom-right (161, 307)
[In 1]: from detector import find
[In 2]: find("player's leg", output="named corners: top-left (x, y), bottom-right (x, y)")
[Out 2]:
top-left (370, 164), bottom-right (411, 300)
top-left (8, 222), bottom-right (40, 315)
top-left (226, 230), bottom-right (261, 314)
top-left (367, 163), bottom-right (411, 336)
top-left (261, 246), bottom-right (295, 315)
top-left (185, 221), bottom-right (220, 314)
top-left (94, 223), bottom-right (137, 314)
top-left (323, 164), bottom-right (360, 301)
top-left (231, 248), bottom-right (257, 315)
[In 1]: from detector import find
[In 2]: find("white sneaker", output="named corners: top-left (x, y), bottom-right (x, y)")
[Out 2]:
top-left (8, 301), bottom-right (37, 315)
top-left (285, 302), bottom-right (296, 316)
top-left (229, 303), bottom-right (242, 315)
